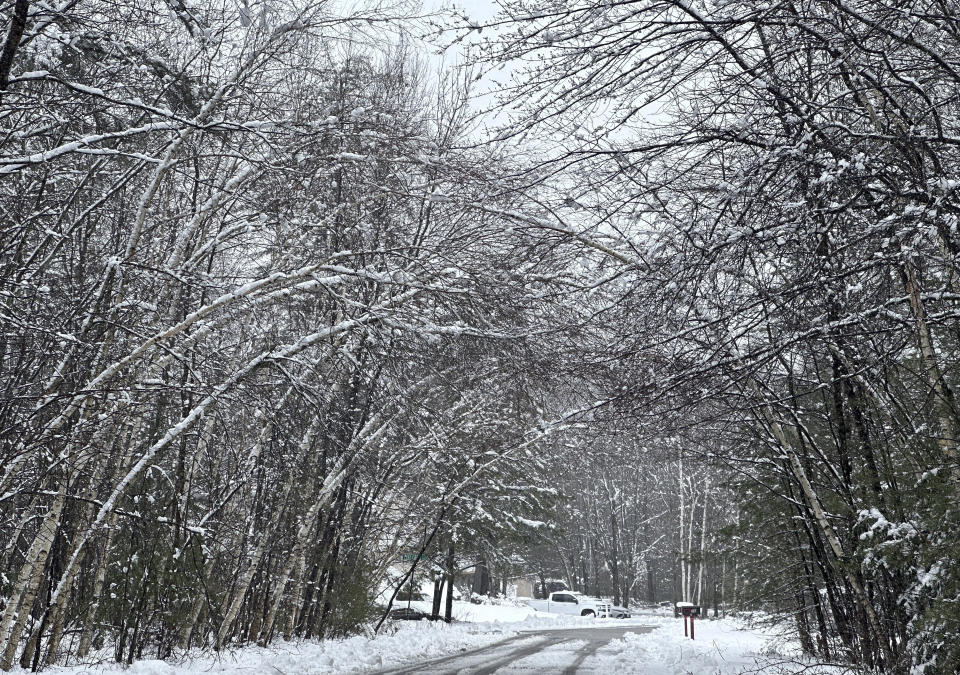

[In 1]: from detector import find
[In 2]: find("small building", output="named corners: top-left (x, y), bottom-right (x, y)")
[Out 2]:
top-left (506, 574), bottom-right (568, 599)
top-left (510, 575), bottom-right (536, 598)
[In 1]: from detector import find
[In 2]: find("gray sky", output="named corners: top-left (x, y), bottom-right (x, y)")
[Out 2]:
top-left (418, 0), bottom-right (518, 128)
top-left (432, 0), bottom-right (501, 22)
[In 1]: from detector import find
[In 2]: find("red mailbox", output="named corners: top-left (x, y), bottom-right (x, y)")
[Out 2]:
top-left (675, 602), bottom-right (702, 640)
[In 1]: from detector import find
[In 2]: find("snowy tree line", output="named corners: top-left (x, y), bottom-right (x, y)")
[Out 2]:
top-left (503, 428), bottom-right (729, 611)
top-left (466, 0), bottom-right (960, 671)
top-left (3, 0), bottom-right (960, 673)
top-left (0, 0), bottom-right (573, 668)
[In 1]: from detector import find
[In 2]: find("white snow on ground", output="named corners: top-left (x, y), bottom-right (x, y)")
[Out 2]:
top-left (25, 604), bottom-right (845, 674)
top-left (21, 618), bottom-right (515, 675)
top-left (578, 609), bottom-right (846, 674)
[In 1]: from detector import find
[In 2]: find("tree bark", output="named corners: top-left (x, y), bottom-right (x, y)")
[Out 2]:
top-left (0, 483), bottom-right (66, 670)
top-left (0, 0), bottom-right (28, 97)
top-left (695, 479), bottom-right (708, 606)
top-left (216, 415), bottom-right (325, 649)
top-left (444, 543), bottom-right (455, 622)
top-left (757, 394), bottom-right (894, 666)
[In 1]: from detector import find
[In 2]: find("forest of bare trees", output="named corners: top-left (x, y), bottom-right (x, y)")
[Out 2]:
top-left (3, 0), bottom-right (960, 673)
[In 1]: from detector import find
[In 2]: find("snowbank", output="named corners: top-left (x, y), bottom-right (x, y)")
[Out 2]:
top-left (28, 606), bottom-right (843, 674)
top-left (586, 609), bottom-right (846, 674)
top-left (23, 620), bottom-right (511, 675)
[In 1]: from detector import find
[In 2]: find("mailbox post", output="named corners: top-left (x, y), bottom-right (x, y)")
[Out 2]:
top-left (675, 602), bottom-right (702, 640)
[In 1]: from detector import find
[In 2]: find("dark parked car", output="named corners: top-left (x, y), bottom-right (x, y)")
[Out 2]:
top-left (388, 607), bottom-right (451, 622)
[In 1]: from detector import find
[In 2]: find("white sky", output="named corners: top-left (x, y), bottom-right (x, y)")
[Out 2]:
top-left (416, 0), bottom-right (520, 131)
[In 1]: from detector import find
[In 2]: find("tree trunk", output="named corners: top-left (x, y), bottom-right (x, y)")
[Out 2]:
top-left (0, 0), bottom-right (29, 97)
top-left (678, 452), bottom-right (686, 601)
top-left (216, 415), bottom-right (325, 649)
top-left (431, 574), bottom-right (443, 617)
top-left (795, 590), bottom-right (815, 655)
top-left (757, 394), bottom-right (894, 667)
top-left (902, 262), bottom-right (958, 463)
top-left (0, 484), bottom-right (67, 670)
top-left (444, 543), bottom-right (455, 621)
top-left (695, 480), bottom-right (708, 606)
top-left (258, 482), bottom-right (331, 646)
top-left (610, 506), bottom-right (620, 606)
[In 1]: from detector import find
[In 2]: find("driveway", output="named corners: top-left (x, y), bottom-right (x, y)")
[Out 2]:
top-left (375, 624), bottom-right (657, 674)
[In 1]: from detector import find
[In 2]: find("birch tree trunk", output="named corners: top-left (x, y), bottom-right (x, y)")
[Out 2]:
top-left (756, 394), bottom-right (894, 666)
top-left (0, 483), bottom-right (68, 670)
top-left (215, 415), bottom-right (326, 649)
top-left (678, 451), bottom-right (686, 602)
top-left (258, 480), bottom-right (335, 645)
top-left (695, 479), bottom-right (708, 607)
top-left (686, 488), bottom-right (697, 604)
top-left (901, 261), bottom-right (958, 464)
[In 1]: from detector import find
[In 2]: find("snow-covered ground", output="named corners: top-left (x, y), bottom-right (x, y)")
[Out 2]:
top-left (21, 618), bottom-right (514, 675)
top-left (26, 603), bottom-right (842, 674)
top-left (574, 609), bottom-right (844, 675)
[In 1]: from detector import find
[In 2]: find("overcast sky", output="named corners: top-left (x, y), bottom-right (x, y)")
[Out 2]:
top-left (434, 0), bottom-right (501, 22)
top-left (418, 0), bottom-right (519, 128)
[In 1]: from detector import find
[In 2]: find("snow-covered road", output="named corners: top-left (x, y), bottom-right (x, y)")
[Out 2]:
top-left (376, 625), bottom-right (657, 674)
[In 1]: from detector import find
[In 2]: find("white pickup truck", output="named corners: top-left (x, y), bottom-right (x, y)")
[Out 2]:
top-left (526, 591), bottom-right (612, 617)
